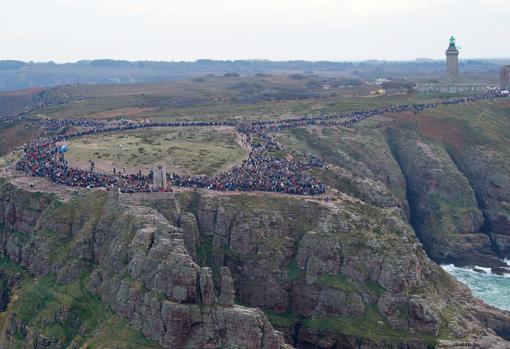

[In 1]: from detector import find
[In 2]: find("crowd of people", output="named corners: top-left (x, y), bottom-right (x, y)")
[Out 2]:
top-left (173, 130), bottom-right (326, 195)
top-left (29, 91), bottom-right (504, 141)
top-left (239, 91), bottom-right (504, 133)
top-left (0, 95), bottom-right (83, 126)
top-left (173, 156), bottom-right (326, 195)
top-left (15, 126), bottom-right (326, 195)
top-left (16, 138), bottom-right (171, 193)
top-left (14, 91), bottom-right (506, 195)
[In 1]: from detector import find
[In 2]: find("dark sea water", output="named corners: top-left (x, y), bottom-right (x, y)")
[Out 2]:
top-left (442, 260), bottom-right (510, 311)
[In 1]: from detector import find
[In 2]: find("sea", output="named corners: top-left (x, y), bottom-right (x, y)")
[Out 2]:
top-left (442, 260), bottom-right (510, 311)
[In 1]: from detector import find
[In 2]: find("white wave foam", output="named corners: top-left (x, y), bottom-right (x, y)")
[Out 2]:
top-left (442, 262), bottom-right (510, 311)
top-left (441, 260), bottom-right (510, 277)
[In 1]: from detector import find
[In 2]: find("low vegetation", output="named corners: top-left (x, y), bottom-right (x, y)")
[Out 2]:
top-left (9, 275), bottom-right (160, 348)
top-left (65, 126), bottom-right (247, 176)
top-left (265, 305), bottom-right (437, 346)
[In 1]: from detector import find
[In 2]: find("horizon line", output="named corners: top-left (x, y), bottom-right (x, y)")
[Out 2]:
top-left (2, 57), bottom-right (510, 65)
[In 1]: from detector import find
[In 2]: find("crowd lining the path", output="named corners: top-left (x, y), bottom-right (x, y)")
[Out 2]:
top-left (15, 92), bottom-right (505, 195)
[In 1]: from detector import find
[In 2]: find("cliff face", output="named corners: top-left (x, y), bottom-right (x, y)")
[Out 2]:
top-left (0, 100), bottom-right (510, 348)
top-left (277, 100), bottom-right (510, 273)
top-left (451, 147), bottom-right (510, 257)
top-left (0, 182), bottom-right (288, 349)
top-left (389, 134), bottom-right (495, 267)
top-left (387, 101), bottom-right (510, 269)
top-left (0, 177), bottom-right (509, 349)
top-left (153, 190), bottom-right (509, 349)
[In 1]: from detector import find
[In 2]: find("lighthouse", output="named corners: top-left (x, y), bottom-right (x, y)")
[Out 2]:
top-left (416, 36), bottom-right (487, 93)
top-left (445, 36), bottom-right (459, 84)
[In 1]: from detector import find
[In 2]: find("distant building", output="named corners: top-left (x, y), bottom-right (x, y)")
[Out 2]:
top-left (416, 36), bottom-right (487, 94)
top-left (501, 66), bottom-right (510, 90)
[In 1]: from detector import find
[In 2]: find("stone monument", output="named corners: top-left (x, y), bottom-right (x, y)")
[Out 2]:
top-left (153, 165), bottom-right (167, 189)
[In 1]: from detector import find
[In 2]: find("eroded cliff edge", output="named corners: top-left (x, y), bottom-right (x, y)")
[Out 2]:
top-left (0, 100), bottom-right (510, 348)
top-left (0, 181), bottom-right (288, 349)
top-left (0, 171), bottom-right (509, 348)
top-left (157, 189), bottom-right (510, 349)
top-left (275, 99), bottom-right (510, 272)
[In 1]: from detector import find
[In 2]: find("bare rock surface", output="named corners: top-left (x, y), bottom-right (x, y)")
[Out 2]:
top-left (390, 135), bottom-right (503, 268)
top-left (0, 182), bottom-right (289, 349)
top-left (169, 189), bottom-right (510, 348)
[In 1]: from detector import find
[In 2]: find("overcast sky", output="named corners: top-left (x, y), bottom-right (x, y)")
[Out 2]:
top-left (1, 0), bottom-right (509, 62)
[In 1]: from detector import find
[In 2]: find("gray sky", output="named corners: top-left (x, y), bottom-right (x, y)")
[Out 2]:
top-left (1, 0), bottom-right (509, 62)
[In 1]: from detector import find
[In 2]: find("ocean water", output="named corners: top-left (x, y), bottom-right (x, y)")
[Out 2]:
top-left (442, 260), bottom-right (510, 311)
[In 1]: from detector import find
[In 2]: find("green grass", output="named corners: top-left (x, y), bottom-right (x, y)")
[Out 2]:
top-left (41, 191), bottom-right (107, 266)
top-left (7, 229), bottom-right (30, 244)
top-left (41, 228), bottom-right (58, 237)
top-left (318, 274), bottom-right (357, 293)
top-left (197, 234), bottom-right (213, 267)
top-left (264, 304), bottom-right (436, 347)
top-left (10, 275), bottom-right (160, 348)
top-left (288, 258), bottom-right (304, 281)
top-left (65, 127), bottom-right (247, 176)
top-left (188, 190), bottom-right (201, 214)
top-left (265, 310), bottom-right (300, 328)
top-left (437, 304), bottom-right (463, 339)
top-left (393, 99), bottom-right (510, 153)
top-left (303, 304), bottom-right (436, 346)
top-left (0, 253), bottom-right (28, 278)
top-left (0, 120), bottom-right (40, 156)
top-left (14, 279), bottom-right (55, 323)
top-left (44, 190), bottom-right (107, 223)
top-left (28, 74), bottom-right (484, 127)
top-left (365, 281), bottom-right (387, 296)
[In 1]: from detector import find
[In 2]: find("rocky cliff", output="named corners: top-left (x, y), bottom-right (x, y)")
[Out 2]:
top-left (150, 189), bottom-right (509, 349)
top-left (0, 181), bottom-right (288, 349)
top-left (0, 176), bottom-right (509, 348)
top-left (388, 101), bottom-right (510, 270)
top-left (0, 99), bottom-right (510, 348)
top-left (277, 100), bottom-right (510, 273)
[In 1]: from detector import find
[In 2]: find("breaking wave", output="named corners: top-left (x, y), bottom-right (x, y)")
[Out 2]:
top-left (442, 260), bottom-right (510, 311)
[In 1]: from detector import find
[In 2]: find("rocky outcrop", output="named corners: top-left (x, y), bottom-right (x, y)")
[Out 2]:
top-left (0, 152), bottom-right (510, 348)
top-left (1, 92), bottom-right (510, 349)
top-left (0, 183), bottom-right (289, 349)
top-left (178, 212), bottom-right (200, 260)
top-left (171, 190), bottom-right (510, 348)
top-left (383, 101), bottom-right (510, 265)
top-left (449, 147), bottom-right (510, 255)
top-left (279, 112), bottom-right (510, 272)
top-left (219, 266), bottom-right (235, 306)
